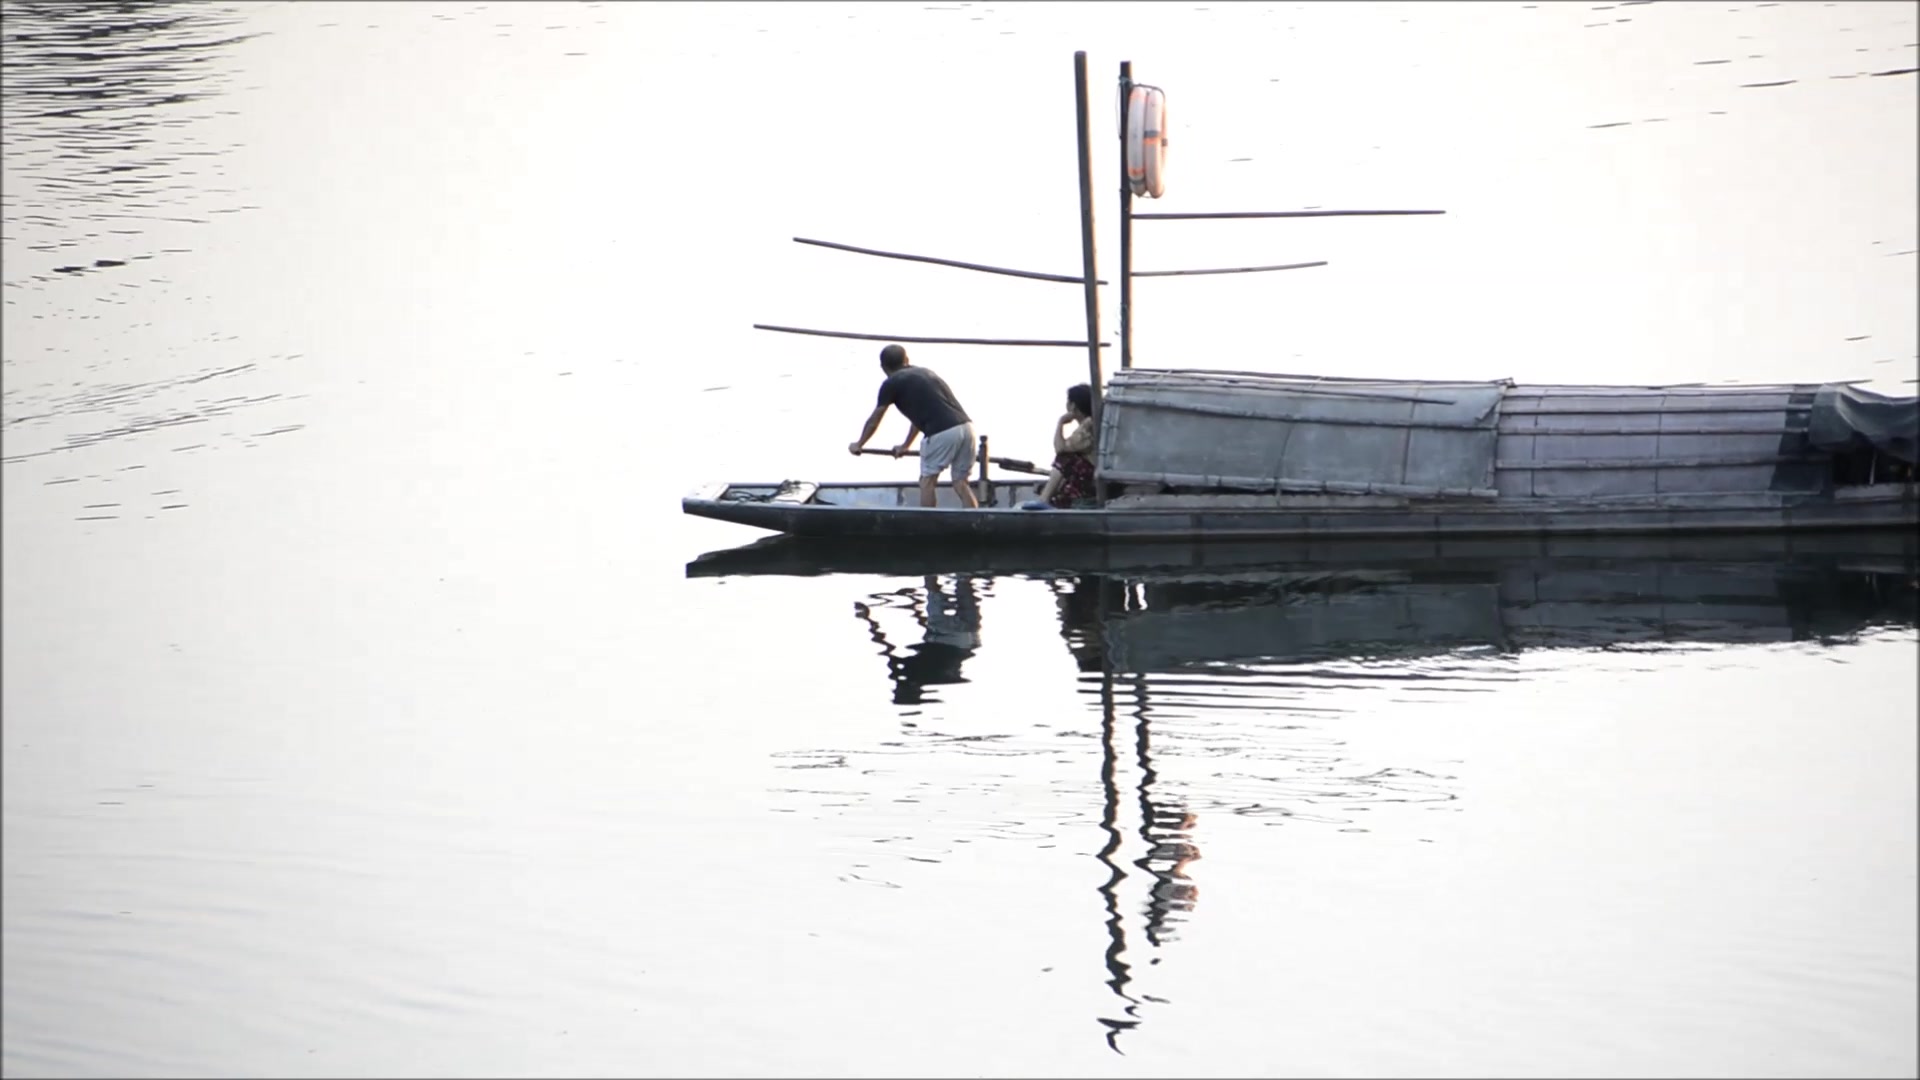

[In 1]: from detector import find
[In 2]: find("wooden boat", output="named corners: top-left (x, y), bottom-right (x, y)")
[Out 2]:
top-left (683, 52), bottom-right (1918, 545)
top-left (686, 521), bottom-right (1920, 580)
top-left (683, 368), bottom-right (1919, 541)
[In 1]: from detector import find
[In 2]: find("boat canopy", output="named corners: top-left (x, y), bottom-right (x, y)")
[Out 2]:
top-left (1809, 383), bottom-right (1919, 465)
top-left (1097, 368), bottom-right (1508, 498)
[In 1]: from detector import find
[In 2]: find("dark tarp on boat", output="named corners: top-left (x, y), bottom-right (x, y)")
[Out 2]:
top-left (1097, 369), bottom-right (1508, 498)
top-left (1808, 383), bottom-right (1920, 465)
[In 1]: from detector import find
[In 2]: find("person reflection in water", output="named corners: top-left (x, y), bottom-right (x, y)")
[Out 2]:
top-left (856, 575), bottom-right (983, 706)
top-left (1142, 808), bottom-right (1201, 945)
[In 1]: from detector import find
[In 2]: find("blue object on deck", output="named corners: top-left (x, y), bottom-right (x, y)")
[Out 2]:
top-left (1020, 500), bottom-right (1051, 511)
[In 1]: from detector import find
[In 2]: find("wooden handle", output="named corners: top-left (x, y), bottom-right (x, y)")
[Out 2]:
top-left (857, 447), bottom-right (1047, 476)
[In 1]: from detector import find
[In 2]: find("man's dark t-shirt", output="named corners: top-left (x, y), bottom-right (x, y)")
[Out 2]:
top-left (878, 367), bottom-right (970, 437)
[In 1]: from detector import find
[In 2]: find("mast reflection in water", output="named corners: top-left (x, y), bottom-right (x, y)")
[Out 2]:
top-left (730, 533), bottom-right (1919, 1054)
top-left (1059, 574), bottom-right (1200, 1051)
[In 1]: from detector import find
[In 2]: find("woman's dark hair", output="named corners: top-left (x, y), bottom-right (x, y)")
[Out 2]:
top-left (1067, 383), bottom-right (1093, 417)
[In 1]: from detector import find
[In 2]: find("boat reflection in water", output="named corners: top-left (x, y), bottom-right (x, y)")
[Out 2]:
top-left (702, 532), bottom-right (1918, 1051)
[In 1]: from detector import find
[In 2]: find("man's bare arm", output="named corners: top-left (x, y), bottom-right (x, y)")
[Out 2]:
top-left (849, 404), bottom-right (890, 455)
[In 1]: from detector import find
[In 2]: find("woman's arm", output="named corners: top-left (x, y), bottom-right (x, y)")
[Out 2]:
top-left (1063, 419), bottom-right (1094, 455)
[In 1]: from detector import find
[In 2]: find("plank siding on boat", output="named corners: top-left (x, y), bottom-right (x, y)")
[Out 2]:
top-left (1499, 453), bottom-right (1819, 470)
top-left (1500, 424), bottom-right (1806, 437)
top-left (1106, 492), bottom-right (1412, 510)
top-left (1524, 464), bottom-right (1658, 498)
top-left (1102, 469), bottom-right (1498, 498)
top-left (1651, 432), bottom-right (1783, 461)
top-left (1527, 434), bottom-right (1665, 462)
top-left (1502, 402), bottom-right (1799, 416)
top-left (1663, 407), bottom-right (1797, 434)
top-left (1657, 464), bottom-right (1778, 495)
top-left (1490, 384), bottom-right (1810, 499)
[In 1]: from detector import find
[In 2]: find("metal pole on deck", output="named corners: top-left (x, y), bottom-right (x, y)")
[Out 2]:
top-left (1118, 60), bottom-right (1133, 371)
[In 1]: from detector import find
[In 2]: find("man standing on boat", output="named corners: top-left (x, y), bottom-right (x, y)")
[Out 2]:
top-left (848, 343), bottom-right (980, 509)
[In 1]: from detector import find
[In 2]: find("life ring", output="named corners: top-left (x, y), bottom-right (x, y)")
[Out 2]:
top-left (1142, 89), bottom-right (1167, 198)
top-left (1125, 85), bottom-right (1168, 199)
top-left (1125, 85), bottom-right (1151, 197)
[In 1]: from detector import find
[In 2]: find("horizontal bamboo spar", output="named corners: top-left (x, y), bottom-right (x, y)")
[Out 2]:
top-left (1110, 375), bottom-right (1464, 403)
top-left (793, 237), bottom-right (1106, 285)
top-left (1132, 209), bottom-right (1446, 220)
top-left (1132, 260), bottom-right (1328, 278)
top-left (1110, 400), bottom-right (1478, 429)
top-left (753, 324), bottom-right (1108, 348)
top-left (1127, 367), bottom-right (1513, 385)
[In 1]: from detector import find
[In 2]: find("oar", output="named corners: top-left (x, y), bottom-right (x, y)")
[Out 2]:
top-left (857, 447), bottom-right (1048, 476)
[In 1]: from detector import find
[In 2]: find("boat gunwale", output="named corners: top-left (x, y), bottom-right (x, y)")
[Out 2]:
top-left (687, 480), bottom-right (1918, 507)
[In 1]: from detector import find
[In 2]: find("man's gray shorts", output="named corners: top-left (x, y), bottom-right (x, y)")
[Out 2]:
top-left (920, 423), bottom-right (977, 481)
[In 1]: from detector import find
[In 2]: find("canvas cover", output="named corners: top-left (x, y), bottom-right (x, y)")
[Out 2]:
top-left (1097, 369), bottom-right (1508, 497)
top-left (1808, 383), bottom-right (1919, 465)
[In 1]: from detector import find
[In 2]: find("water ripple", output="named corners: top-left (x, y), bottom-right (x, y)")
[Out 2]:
top-left (2, 2), bottom-right (298, 515)
top-left (1, 1), bottom-right (259, 286)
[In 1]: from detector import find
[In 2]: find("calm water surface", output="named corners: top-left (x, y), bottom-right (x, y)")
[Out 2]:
top-left (3, 2), bottom-right (1916, 1077)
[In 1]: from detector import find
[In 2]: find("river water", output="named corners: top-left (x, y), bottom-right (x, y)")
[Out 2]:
top-left (3, 2), bottom-right (1916, 1077)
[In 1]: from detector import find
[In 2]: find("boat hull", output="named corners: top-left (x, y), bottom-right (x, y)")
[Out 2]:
top-left (687, 525), bottom-right (1920, 579)
top-left (682, 479), bottom-right (1919, 542)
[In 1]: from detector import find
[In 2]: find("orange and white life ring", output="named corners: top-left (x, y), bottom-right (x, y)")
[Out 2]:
top-left (1125, 85), bottom-right (1168, 199)
top-left (1125, 86), bottom-right (1150, 196)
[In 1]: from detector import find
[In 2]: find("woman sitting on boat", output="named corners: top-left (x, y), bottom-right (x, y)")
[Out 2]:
top-left (1034, 383), bottom-right (1096, 509)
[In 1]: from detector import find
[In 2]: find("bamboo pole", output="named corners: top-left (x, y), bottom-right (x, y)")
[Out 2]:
top-left (1121, 366), bottom-right (1508, 385)
top-left (1073, 51), bottom-right (1106, 508)
top-left (752, 324), bottom-right (1105, 348)
top-left (857, 447), bottom-right (1047, 475)
top-left (791, 237), bottom-right (1105, 285)
top-left (1132, 209), bottom-right (1446, 220)
top-left (1118, 60), bottom-right (1134, 371)
top-left (1132, 260), bottom-right (1328, 278)
top-left (1073, 51), bottom-right (1105, 415)
top-left (1107, 399), bottom-right (1483, 429)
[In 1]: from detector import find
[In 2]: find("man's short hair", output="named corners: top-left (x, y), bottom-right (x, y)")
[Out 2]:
top-left (879, 344), bottom-right (909, 372)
